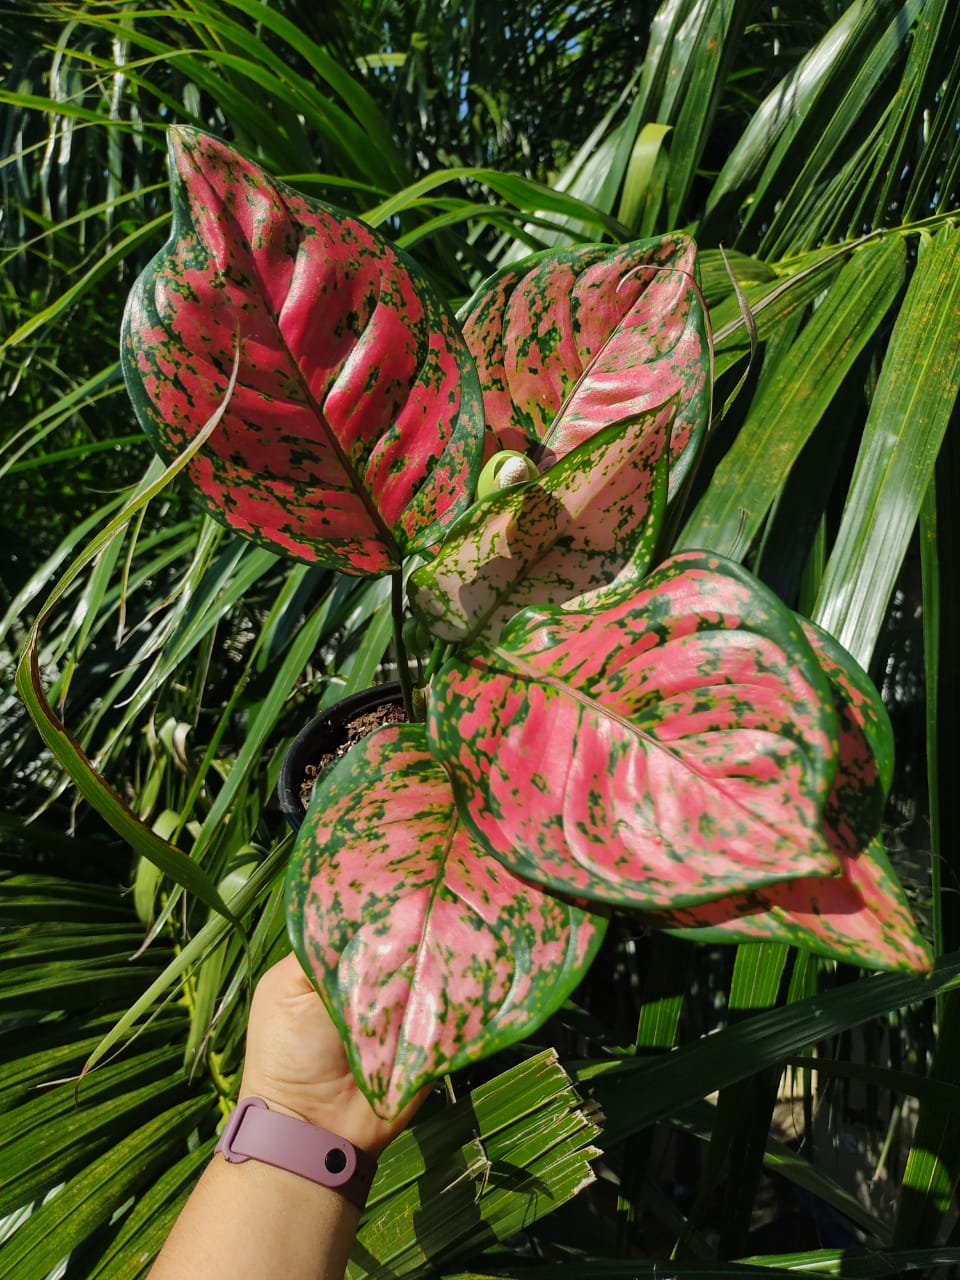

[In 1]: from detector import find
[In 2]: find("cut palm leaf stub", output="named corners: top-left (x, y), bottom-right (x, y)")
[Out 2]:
top-left (653, 620), bottom-right (932, 972)
top-left (286, 723), bottom-right (607, 1117)
top-left (459, 233), bottom-right (709, 496)
top-left (428, 552), bottom-right (841, 910)
top-left (353, 1049), bottom-right (603, 1277)
top-left (122, 127), bottom-right (484, 575)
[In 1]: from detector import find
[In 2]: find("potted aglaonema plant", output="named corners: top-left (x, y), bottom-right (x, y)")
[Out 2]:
top-left (122, 127), bottom-right (931, 1119)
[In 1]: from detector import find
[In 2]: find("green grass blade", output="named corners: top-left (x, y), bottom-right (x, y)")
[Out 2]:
top-left (0, 1046), bottom-right (185, 1216)
top-left (445, 1249), bottom-right (960, 1278)
top-left (0, 363), bottom-right (123, 480)
top-left (187, 583), bottom-right (373, 857)
top-left (211, 0), bottom-right (409, 183)
top-left (892, 991), bottom-right (960, 1245)
top-left (0, 1097), bottom-right (210, 1280)
top-left (580, 951), bottom-right (960, 1148)
top-left (758, 0), bottom-right (926, 255)
top-left (78, 838), bottom-right (289, 1080)
top-left (0, 218), bottom-right (166, 353)
top-left (814, 225), bottom-right (960, 667)
top-left (16, 353), bottom-right (243, 918)
top-left (362, 166), bottom-right (628, 239)
top-left (617, 123), bottom-right (672, 229)
top-left (650, 0), bottom-right (752, 230)
top-left (680, 235), bottom-right (905, 558)
top-left (694, 944), bottom-right (791, 1255)
top-left (784, 1055), bottom-right (960, 1110)
top-left (84, 1143), bottom-right (212, 1280)
top-left (920, 386), bottom-right (960, 966)
top-left (672, 1099), bottom-right (887, 1240)
top-left (635, 933), bottom-right (691, 1051)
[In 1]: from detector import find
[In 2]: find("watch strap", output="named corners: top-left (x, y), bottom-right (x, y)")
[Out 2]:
top-left (215, 1097), bottom-right (377, 1210)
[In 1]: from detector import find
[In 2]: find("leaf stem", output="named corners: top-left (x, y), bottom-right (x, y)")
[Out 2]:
top-left (392, 570), bottom-right (416, 720)
top-left (422, 638), bottom-right (448, 685)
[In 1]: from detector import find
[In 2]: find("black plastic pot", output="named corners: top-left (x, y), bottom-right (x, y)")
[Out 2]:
top-left (277, 683), bottom-right (403, 832)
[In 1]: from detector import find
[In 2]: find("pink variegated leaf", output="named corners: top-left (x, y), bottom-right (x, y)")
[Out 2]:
top-left (285, 723), bottom-right (607, 1117)
top-left (460, 234), bottom-right (709, 496)
top-left (122, 128), bottom-right (483, 575)
top-left (408, 399), bottom-right (674, 644)
top-left (654, 836), bottom-right (930, 972)
top-left (652, 620), bottom-right (931, 972)
top-left (428, 552), bottom-right (840, 910)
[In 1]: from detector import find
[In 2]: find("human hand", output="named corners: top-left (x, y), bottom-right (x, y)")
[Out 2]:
top-left (238, 952), bottom-right (428, 1156)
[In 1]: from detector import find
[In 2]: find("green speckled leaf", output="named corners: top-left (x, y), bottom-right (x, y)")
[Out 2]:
top-left (408, 399), bottom-right (674, 644)
top-left (653, 620), bottom-right (931, 972)
top-left (460, 233), bottom-right (709, 497)
top-left (285, 723), bottom-right (607, 1117)
top-left (122, 128), bottom-right (483, 574)
top-left (428, 552), bottom-right (840, 910)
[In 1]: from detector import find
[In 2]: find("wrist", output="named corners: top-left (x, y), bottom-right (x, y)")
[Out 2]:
top-left (237, 1067), bottom-right (341, 1126)
top-left (237, 1073), bottom-right (392, 1156)
top-left (235, 1080), bottom-right (309, 1123)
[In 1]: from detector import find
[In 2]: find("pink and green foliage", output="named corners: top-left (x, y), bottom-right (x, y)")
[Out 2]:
top-left (121, 128), bottom-right (484, 575)
top-left (427, 553), bottom-right (841, 910)
top-left (285, 723), bottom-right (607, 1116)
top-left (124, 129), bottom-right (931, 1119)
top-left (407, 399), bottom-right (674, 644)
top-left (650, 621), bottom-right (932, 971)
top-left (459, 235), bottom-right (709, 496)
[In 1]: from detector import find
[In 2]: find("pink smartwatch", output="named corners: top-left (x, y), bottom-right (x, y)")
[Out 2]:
top-left (215, 1097), bottom-right (378, 1210)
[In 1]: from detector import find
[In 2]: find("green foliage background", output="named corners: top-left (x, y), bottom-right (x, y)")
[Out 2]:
top-left (2, 1), bottom-right (960, 1275)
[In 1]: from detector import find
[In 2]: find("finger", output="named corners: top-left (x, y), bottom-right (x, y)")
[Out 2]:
top-left (257, 951), bottom-right (314, 1000)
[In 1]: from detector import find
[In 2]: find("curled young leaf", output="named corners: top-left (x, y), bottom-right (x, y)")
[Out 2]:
top-left (429, 553), bottom-right (840, 910)
top-left (123, 128), bottom-right (483, 575)
top-left (460, 234), bottom-right (709, 495)
top-left (285, 724), bottom-right (607, 1117)
top-left (652, 621), bottom-right (931, 972)
top-left (408, 400), bottom-right (674, 644)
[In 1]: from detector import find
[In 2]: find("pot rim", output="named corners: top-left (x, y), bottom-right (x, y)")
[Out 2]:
top-left (277, 682), bottom-right (403, 832)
